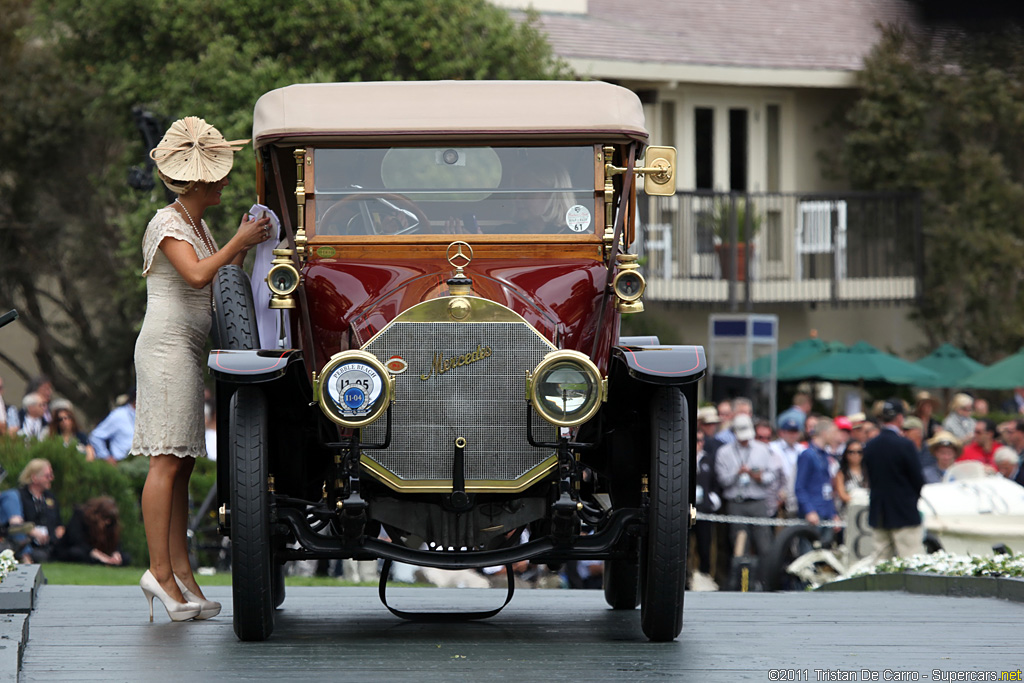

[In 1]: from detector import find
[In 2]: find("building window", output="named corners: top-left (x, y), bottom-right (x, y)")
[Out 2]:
top-left (695, 107), bottom-right (713, 190)
top-left (660, 101), bottom-right (676, 148)
top-left (766, 104), bottom-right (780, 193)
top-left (729, 108), bottom-right (748, 192)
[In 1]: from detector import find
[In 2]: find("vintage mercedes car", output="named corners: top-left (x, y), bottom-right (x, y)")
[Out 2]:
top-left (208, 81), bottom-right (705, 641)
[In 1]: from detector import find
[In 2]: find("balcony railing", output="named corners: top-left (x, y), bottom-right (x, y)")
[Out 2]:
top-left (636, 190), bottom-right (923, 307)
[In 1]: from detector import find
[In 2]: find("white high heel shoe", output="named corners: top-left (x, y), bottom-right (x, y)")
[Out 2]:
top-left (174, 575), bottom-right (222, 620)
top-left (140, 570), bottom-right (201, 622)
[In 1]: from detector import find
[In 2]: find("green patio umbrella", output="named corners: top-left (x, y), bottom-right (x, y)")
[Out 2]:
top-left (914, 343), bottom-right (987, 388)
top-left (958, 347), bottom-right (1024, 390)
top-left (776, 341), bottom-right (940, 385)
top-left (732, 337), bottom-right (836, 379)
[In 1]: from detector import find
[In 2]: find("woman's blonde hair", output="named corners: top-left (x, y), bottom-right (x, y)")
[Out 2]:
top-left (513, 163), bottom-right (576, 230)
top-left (535, 164), bottom-right (576, 228)
top-left (949, 393), bottom-right (973, 412)
top-left (157, 170), bottom-right (198, 196)
top-left (18, 458), bottom-right (52, 486)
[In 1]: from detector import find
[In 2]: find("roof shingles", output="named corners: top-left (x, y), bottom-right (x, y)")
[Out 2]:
top-left (528, 0), bottom-right (918, 72)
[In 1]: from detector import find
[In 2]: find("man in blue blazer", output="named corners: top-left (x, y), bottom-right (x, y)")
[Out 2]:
top-left (862, 398), bottom-right (925, 559)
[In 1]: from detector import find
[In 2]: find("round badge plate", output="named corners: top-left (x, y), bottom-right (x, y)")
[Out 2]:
top-left (565, 205), bottom-right (592, 233)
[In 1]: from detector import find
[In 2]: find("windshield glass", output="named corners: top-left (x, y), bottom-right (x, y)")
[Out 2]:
top-left (313, 146), bottom-right (595, 236)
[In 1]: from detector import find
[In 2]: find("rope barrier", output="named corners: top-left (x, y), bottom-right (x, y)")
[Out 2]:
top-left (696, 511), bottom-right (846, 528)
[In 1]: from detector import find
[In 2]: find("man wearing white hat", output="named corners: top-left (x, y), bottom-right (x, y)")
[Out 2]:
top-left (714, 414), bottom-right (776, 564)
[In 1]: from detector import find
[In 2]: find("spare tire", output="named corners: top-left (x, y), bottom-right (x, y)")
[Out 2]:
top-left (212, 264), bottom-right (259, 350)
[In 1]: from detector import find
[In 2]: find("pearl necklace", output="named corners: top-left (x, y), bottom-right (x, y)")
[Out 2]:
top-left (175, 198), bottom-right (215, 255)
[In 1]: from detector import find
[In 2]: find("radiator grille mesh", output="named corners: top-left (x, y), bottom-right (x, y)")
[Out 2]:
top-left (363, 321), bottom-right (557, 483)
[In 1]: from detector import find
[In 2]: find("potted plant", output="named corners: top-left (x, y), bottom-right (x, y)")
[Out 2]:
top-left (711, 196), bottom-right (762, 281)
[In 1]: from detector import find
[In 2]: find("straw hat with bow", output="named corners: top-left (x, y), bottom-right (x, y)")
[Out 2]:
top-left (150, 116), bottom-right (249, 194)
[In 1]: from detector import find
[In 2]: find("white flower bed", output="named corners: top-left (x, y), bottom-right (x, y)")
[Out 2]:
top-left (0, 549), bottom-right (18, 583)
top-left (850, 551), bottom-right (1024, 578)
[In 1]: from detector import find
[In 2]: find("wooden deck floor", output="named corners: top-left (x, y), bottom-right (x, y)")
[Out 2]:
top-left (18, 585), bottom-right (1024, 681)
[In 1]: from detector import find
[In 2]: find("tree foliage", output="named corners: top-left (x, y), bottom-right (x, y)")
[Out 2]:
top-left (0, 0), bottom-right (569, 421)
top-left (0, 0), bottom-right (135, 417)
top-left (826, 25), bottom-right (1024, 363)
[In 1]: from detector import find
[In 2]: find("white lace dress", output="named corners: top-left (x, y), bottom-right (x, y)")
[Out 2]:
top-left (131, 206), bottom-right (217, 458)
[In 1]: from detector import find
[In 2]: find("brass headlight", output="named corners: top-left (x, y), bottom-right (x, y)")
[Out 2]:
top-left (612, 269), bottom-right (645, 302)
top-left (267, 262), bottom-right (300, 297)
top-left (317, 351), bottom-right (394, 428)
top-left (528, 350), bottom-right (606, 427)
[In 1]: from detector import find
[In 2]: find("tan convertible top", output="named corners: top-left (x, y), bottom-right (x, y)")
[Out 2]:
top-left (252, 80), bottom-right (648, 147)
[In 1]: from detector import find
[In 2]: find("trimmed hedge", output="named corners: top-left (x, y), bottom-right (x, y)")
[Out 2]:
top-left (0, 437), bottom-right (219, 567)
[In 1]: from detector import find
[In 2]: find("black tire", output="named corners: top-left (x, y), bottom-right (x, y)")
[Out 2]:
top-left (213, 264), bottom-right (259, 350)
top-left (923, 533), bottom-right (943, 555)
top-left (273, 563), bottom-right (286, 608)
top-left (230, 386), bottom-right (275, 641)
top-left (603, 558), bottom-right (640, 610)
top-left (639, 387), bottom-right (689, 641)
top-left (762, 524), bottom-right (821, 591)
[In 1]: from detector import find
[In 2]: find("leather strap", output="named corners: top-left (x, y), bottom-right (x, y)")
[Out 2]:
top-left (377, 559), bottom-right (516, 621)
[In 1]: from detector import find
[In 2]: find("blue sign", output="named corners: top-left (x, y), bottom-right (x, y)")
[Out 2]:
top-left (712, 320), bottom-right (747, 337)
top-left (752, 320), bottom-right (775, 338)
top-left (342, 387), bottom-right (366, 410)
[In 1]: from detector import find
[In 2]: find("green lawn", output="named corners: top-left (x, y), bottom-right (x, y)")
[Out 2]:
top-left (35, 563), bottom-right (381, 587)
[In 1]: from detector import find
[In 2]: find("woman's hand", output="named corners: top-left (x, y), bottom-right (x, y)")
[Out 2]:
top-left (90, 548), bottom-right (124, 565)
top-left (237, 212), bottom-right (273, 249)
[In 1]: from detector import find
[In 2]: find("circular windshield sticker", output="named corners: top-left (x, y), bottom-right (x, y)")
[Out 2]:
top-left (565, 205), bottom-right (592, 233)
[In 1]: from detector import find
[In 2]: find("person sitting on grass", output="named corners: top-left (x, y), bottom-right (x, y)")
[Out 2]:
top-left (0, 459), bottom-right (65, 563)
top-left (54, 496), bottom-right (130, 566)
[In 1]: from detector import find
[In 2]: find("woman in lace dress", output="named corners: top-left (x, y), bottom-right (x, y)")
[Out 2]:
top-left (132, 116), bottom-right (272, 622)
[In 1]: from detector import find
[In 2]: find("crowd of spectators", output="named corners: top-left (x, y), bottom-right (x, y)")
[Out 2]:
top-left (693, 389), bottom-right (1024, 591)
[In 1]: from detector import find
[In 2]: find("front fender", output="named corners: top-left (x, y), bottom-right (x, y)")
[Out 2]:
top-left (610, 344), bottom-right (706, 386)
top-left (208, 349), bottom-right (304, 383)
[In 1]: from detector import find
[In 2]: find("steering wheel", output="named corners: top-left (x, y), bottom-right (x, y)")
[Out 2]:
top-left (318, 193), bottom-right (430, 236)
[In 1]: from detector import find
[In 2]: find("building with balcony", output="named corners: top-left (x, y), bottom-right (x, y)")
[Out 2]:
top-left (497, 0), bottom-right (928, 358)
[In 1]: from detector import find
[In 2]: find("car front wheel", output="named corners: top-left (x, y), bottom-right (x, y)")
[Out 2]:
top-left (639, 387), bottom-right (689, 641)
top-left (230, 386), bottom-right (275, 641)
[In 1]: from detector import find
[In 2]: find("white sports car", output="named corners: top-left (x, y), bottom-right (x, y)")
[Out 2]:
top-left (918, 462), bottom-right (1024, 555)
